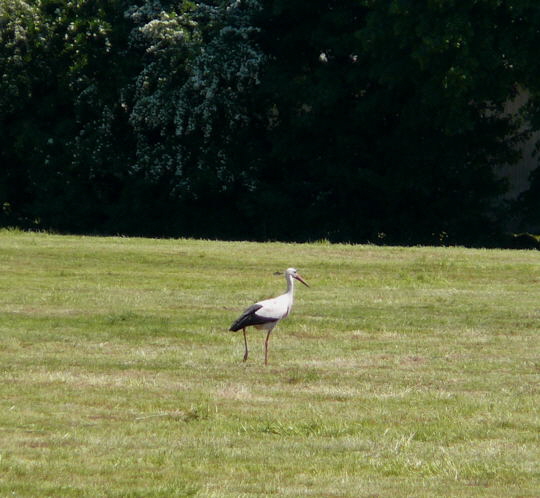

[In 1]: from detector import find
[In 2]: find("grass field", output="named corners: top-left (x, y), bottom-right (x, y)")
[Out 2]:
top-left (0, 229), bottom-right (538, 497)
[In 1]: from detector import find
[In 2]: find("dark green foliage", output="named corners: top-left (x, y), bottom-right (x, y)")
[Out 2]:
top-left (1, 0), bottom-right (540, 244)
top-left (0, 0), bottom-right (142, 231)
top-left (249, 0), bottom-right (527, 244)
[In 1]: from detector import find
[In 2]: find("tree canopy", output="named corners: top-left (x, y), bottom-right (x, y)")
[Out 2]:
top-left (2, 0), bottom-right (540, 244)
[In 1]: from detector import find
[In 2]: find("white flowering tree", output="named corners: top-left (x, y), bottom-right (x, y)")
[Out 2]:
top-left (128, 0), bottom-right (265, 202)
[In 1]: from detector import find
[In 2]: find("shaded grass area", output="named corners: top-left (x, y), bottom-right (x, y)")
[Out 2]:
top-left (0, 230), bottom-right (538, 496)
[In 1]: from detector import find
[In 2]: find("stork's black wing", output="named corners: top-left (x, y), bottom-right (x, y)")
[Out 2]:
top-left (229, 304), bottom-right (278, 331)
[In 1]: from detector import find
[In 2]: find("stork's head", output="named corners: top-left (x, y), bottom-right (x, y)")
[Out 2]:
top-left (285, 267), bottom-right (309, 287)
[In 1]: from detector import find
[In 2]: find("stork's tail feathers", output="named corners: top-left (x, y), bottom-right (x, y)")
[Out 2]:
top-left (229, 317), bottom-right (250, 332)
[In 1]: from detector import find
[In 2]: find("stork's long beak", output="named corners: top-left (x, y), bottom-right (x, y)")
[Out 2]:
top-left (294, 273), bottom-right (310, 287)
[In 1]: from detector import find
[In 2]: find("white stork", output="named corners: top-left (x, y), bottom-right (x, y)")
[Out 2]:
top-left (229, 268), bottom-right (309, 365)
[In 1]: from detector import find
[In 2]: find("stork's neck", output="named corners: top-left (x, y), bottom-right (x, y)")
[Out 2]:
top-left (285, 273), bottom-right (295, 298)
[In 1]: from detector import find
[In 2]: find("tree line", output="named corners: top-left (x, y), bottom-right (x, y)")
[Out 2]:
top-left (2, 0), bottom-right (540, 245)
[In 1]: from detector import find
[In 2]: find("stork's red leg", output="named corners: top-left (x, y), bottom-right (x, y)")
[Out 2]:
top-left (264, 330), bottom-right (272, 365)
top-left (243, 328), bottom-right (248, 361)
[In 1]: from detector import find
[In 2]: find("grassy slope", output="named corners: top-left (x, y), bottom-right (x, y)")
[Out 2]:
top-left (0, 230), bottom-right (538, 497)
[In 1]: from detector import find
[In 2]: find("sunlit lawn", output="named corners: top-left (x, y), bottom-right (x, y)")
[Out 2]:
top-left (0, 229), bottom-right (538, 496)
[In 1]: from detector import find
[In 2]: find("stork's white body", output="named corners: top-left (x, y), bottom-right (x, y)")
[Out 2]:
top-left (251, 287), bottom-right (293, 328)
top-left (229, 268), bottom-right (308, 364)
